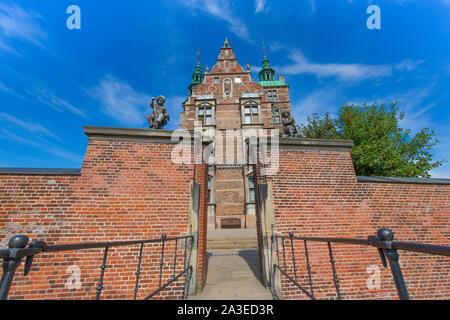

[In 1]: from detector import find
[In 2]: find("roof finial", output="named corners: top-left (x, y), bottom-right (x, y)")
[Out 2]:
top-left (224, 37), bottom-right (230, 47)
top-left (197, 48), bottom-right (200, 63)
top-left (262, 39), bottom-right (266, 57)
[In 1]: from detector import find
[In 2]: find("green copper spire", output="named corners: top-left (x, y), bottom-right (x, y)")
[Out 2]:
top-left (259, 40), bottom-right (275, 82)
top-left (188, 50), bottom-right (204, 96)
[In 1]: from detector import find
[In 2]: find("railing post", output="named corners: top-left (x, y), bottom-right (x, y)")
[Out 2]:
top-left (377, 228), bottom-right (410, 300)
top-left (159, 234), bottom-right (167, 288)
top-left (0, 235), bottom-right (29, 300)
top-left (289, 233), bottom-right (298, 282)
top-left (327, 242), bottom-right (341, 300)
top-left (303, 240), bottom-right (315, 299)
top-left (96, 246), bottom-right (109, 300)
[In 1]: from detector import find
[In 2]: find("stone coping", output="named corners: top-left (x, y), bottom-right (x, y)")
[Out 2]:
top-left (278, 137), bottom-right (353, 151)
top-left (84, 126), bottom-right (354, 151)
top-left (84, 126), bottom-right (175, 142)
top-left (357, 176), bottom-right (450, 185)
top-left (0, 168), bottom-right (81, 175)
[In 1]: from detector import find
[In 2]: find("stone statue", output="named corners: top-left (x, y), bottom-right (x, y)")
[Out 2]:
top-left (281, 110), bottom-right (303, 138)
top-left (224, 79), bottom-right (231, 96)
top-left (147, 95), bottom-right (170, 129)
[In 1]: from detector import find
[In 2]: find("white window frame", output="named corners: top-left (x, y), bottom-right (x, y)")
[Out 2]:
top-left (267, 90), bottom-right (278, 102)
top-left (196, 102), bottom-right (215, 126)
top-left (241, 100), bottom-right (261, 125)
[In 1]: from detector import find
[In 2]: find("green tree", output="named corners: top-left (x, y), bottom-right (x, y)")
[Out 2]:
top-left (299, 102), bottom-right (445, 177)
top-left (300, 112), bottom-right (340, 139)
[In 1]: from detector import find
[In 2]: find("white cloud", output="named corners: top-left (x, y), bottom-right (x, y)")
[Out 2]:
top-left (0, 81), bottom-right (26, 100)
top-left (292, 86), bottom-right (343, 125)
top-left (0, 2), bottom-right (46, 52)
top-left (276, 49), bottom-right (422, 82)
top-left (308, 0), bottom-right (316, 13)
top-left (26, 88), bottom-right (87, 118)
top-left (88, 75), bottom-right (150, 127)
top-left (255, 0), bottom-right (267, 13)
top-left (0, 128), bottom-right (82, 164)
top-left (269, 41), bottom-right (283, 52)
top-left (0, 112), bottom-right (60, 140)
top-left (181, 0), bottom-right (251, 42)
top-left (346, 85), bottom-right (439, 132)
top-left (395, 59), bottom-right (424, 72)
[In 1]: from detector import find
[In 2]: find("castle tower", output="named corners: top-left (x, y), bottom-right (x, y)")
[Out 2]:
top-left (180, 39), bottom-right (293, 230)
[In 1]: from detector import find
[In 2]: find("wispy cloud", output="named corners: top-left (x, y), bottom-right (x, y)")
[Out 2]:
top-left (0, 112), bottom-right (60, 140)
top-left (255, 0), bottom-right (267, 13)
top-left (395, 59), bottom-right (424, 72)
top-left (308, 0), bottom-right (316, 13)
top-left (0, 81), bottom-right (26, 100)
top-left (0, 128), bottom-right (82, 164)
top-left (0, 2), bottom-right (46, 52)
top-left (181, 0), bottom-right (251, 42)
top-left (346, 85), bottom-right (443, 135)
top-left (0, 114), bottom-right (82, 164)
top-left (88, 75), bottom-right (150, 127)
top-left (276, 49), bottom-right (422, 82)
top-left (25, 88), bottom-right (87, 118)
top-left (292, 86), bottom-right (342, 125)
top-left (269, 41), bottom-right (283, 52)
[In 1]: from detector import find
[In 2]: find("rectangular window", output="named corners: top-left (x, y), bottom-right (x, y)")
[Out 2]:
top-left (274, 110), bottom-right (281, 123)
top-left (208, 178), bottom-right (212, 203)
top-left (214, 77), bottom-right (220, 84)
top-left (248, 176), bottom-right (255, 202)
top-left (234, 77), bottom-right (242, 84)
top-left (267, 90), bottom-right (278, 102)
top-left (198, 105), bottom-right (213, 125)
top-left (244, 104), bottom-right (259, 124)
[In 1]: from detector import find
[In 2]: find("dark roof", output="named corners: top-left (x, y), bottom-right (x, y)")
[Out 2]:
top-left (357, 176), bottom-right (450, 185)
top-left (0, 168), bottom-right (81, 175)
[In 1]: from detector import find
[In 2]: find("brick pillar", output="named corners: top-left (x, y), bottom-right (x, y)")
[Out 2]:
top-left (195, 163), bottom-right (209, 292)
top-left (253, 164), bottom-right (265, 286)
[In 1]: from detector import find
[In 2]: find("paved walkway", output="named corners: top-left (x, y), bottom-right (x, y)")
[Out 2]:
top-left (190, 249), bottom-right (274, 300)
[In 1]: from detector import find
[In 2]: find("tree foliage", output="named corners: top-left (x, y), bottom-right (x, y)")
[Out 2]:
top-left (299, 102), bottom-right (445, 177)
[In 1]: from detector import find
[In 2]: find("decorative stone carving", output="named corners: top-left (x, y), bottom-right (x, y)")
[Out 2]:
top-left (282, 110), bottom-right (303, 138)
top-left (224, 79), bottom-right (232, 96)
top-left (147, 95), bottom-right (170, 129)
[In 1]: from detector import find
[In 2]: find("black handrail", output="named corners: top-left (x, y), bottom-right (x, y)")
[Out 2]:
top-left (273, 234), bottom-right (450, 257)
top-left (0, 234), bottom-right (194, 300)
top-left (271, 228), bottom-right (450, 300)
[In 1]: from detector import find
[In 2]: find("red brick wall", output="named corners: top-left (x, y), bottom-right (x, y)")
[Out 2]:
top-left (0, 139), bottom-right (195, 300)
top-left (266, 149), bottom-right (450, 300)
top-left (2, 137), bottom-right (449, 300)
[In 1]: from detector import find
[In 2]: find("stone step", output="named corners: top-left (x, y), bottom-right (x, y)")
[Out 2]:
top-left (207, 238), bottom-right (258, 250)
top-left (189, 249), bottom-right (274, 300)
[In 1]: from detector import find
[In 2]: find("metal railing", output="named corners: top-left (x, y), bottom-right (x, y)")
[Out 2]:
top-left (0, 234), bottom-right (194, 300)
top-left (271, 228), bottom-right (450, 300)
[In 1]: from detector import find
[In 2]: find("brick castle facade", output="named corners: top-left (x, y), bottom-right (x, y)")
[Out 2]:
top-left (0, 40), bottom-right (449, 300)
top-left (180, 39), bottom-right (292, 231)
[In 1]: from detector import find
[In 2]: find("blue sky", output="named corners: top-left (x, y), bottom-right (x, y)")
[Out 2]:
top-left (0, 0), bottom-right (449, 177)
